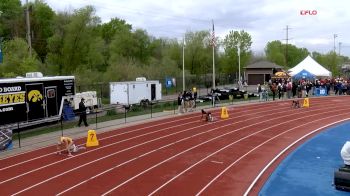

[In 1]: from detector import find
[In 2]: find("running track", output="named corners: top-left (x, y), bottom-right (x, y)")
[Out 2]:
top-left (1, 96), bottom-right (350, 195)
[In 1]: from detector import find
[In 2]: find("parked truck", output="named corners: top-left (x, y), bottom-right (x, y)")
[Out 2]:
top-left (110, 78), bottom-right (162, 106)
top-left (0, 72), bottom-right (75, 129)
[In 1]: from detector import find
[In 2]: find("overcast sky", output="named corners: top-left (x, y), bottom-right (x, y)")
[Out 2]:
top-left (26, 0), bottom-right (350, 57)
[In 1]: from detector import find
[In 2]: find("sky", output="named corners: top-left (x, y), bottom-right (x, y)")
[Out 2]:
top-left (24, 0), bottom-right (350, 57)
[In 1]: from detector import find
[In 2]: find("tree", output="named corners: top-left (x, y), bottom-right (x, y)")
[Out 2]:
top-left (184, 30), bottom-right (211, 75)
top-left (100, 18), bottom-right (132, 44)
top-left (0, 38), bottom-right (40, 77)
top-left (265, 40), bottom-right (285, 66)
top-left (221, 30), bottom-right (252, 75)
top-left (265, 40), bottom-right (309, 67)
top-left (313, 51), bottom-right (340, 77)
top-left (30, 0), bottom-right (55, 62)
top-left (46, 6), bottom-right (104, 75)
top-left (0, 0), bottom-right (24, 39)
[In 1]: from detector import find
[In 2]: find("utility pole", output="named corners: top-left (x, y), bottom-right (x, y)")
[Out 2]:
top-left (283, 25), bottom-right (291, 67)
top-left (339, 42), bottom-right (342, 56)
top-left (26, 0), bottom-right (32, 57)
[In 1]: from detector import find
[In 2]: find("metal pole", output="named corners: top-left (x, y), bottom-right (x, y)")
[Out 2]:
top-left (60, 117), bottom-right (63, 136)
top-left (212, 41), bottom-right (215, 89)
top-left (212, 20), bottom-right (216, 90)
top-left (182, 37), bottom-right (185, 92)
top-left (17, 122), bottom-right (21, 148)
top-left (238, 43), bottom-right (241, 85)
top-left (124, 107), bottom-right (127, 123)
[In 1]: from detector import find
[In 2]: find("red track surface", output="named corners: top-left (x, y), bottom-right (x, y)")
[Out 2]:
top-left (1, 96), bottom-right (350, 196)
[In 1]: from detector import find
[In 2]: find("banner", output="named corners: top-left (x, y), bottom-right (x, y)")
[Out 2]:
top-left (314, 87), bottom-right (327, 96)
top-left (165, 77), bottom-right (173, 88)
top-left (0, 129), bottom-right (13, 151)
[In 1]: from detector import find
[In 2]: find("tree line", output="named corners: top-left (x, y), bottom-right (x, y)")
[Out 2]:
top-left (0, 0), bottom-right (348, 87)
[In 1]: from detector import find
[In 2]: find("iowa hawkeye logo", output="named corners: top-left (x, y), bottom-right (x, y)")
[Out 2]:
top-left (28, 90), bottom-right (43, 102)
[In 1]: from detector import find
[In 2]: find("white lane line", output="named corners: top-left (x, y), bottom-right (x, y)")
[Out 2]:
top-left (25, 103), bottom-right (307, 195)
top-left (149, 109), bottom-right (347, 196)
top-left (197, 115), bottom-right (348, 196)
top-left (62, 102), bottom-right (334, 195)
top-left (52, 106), bottom-right (291, 195)
top-left (7, 100), bottom-right (335, 194)
top-left (242, 118), bottom-right (350, 196)
top-left (0, 118), bottom-right (207, 185)
top-left (210, 161), bottom-right (223, 164)
top-left (0, 112), bottom-right (204, 170)
top-left (102, 106), bottom-right (344, 196)
top-left (0, 103), bottom-right (276, 175)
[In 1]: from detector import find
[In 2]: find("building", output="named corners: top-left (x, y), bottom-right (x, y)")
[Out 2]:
top-left (244, 60), bottom-right (283, 85)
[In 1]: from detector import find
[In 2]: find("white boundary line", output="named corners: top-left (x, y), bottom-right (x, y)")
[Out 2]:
top-left (195, 114), bottom-right (348, 195)
top-left (99, 106), bottom-right (348, 195)
top-left (149, 111), bottom-right (348, 195)
top-left (0, 102), bottom-right (276, 172)
top-left (0, 98), bottom-right (342, 194)
top-left (12, 101), bottom-right (328, 195)
top-left (242, 118), bottom-right (350, 196)
top-left (12, 103), bottom-right (295, 195)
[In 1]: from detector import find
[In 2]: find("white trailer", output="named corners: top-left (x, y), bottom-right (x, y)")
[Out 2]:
top-left (110, 80), bottom-right (162, 105)
top-left (65, 91), bottom-right (99, 112)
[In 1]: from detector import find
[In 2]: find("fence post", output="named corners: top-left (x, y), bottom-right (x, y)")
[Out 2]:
top-left (100, 83), bottom-right (103, 101)
top-left (124, 106), bottom-right (128, 124)
top-left (17, 122), bottom-right (21, 148)
top-left (60, 116), bottom-right (63, 137)
top-left (95, 112), bottom-right (98, 130)
top-left (151, 102), bottom-right (153, 118)
top-left (174, 100), bottom-right (176, 114)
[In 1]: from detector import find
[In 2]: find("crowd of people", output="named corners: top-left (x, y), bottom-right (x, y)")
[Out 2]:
top-left (177, 89), bottom-right (197, 114)
top-left (258, 78), bottom-right (350, 101)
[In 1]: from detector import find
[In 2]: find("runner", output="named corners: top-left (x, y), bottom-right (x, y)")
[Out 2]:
top-left (56, 136), bottom-right (75, 156)
top-left (201, 109), bottom-right (213, 122)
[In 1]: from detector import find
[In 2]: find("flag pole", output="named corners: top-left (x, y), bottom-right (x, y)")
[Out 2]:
top-left (182, 37), bottom-right (185, 92)
top-left (212, 20), bottom-right (215, 90)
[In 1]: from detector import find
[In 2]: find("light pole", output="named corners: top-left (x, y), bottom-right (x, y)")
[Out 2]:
top-left (182, 37), bottom-right (185, 92)
top-left (238, 42), bottom-right (241, 87)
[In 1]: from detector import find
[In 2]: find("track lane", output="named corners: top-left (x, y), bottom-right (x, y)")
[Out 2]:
top-left (50, 100), bottom-right (350, 195)
top-left (103, 106), bottom-right (349, 195)
top-left (0, 96), bottom-right (348, 194)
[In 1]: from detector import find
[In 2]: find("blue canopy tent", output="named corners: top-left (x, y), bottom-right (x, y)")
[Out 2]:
top-left (292, 69), bottom-right (315, 80)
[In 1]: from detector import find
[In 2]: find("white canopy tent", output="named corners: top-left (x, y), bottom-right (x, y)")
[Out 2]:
top-left (288, 55), bottom-right (332, 77)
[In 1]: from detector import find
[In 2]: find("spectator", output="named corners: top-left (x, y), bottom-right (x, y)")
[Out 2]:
top-left (177, 92), bottom-right (183, 114)
top-left (257, 84), bottom-right (262, 101)
top-left (270, 83), bottom-right (276, 101)
top-left (78, 98), bottom-right (89, 127)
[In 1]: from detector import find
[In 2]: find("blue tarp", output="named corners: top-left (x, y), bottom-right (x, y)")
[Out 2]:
top-left (292, 69), bottom-right (315, 80)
